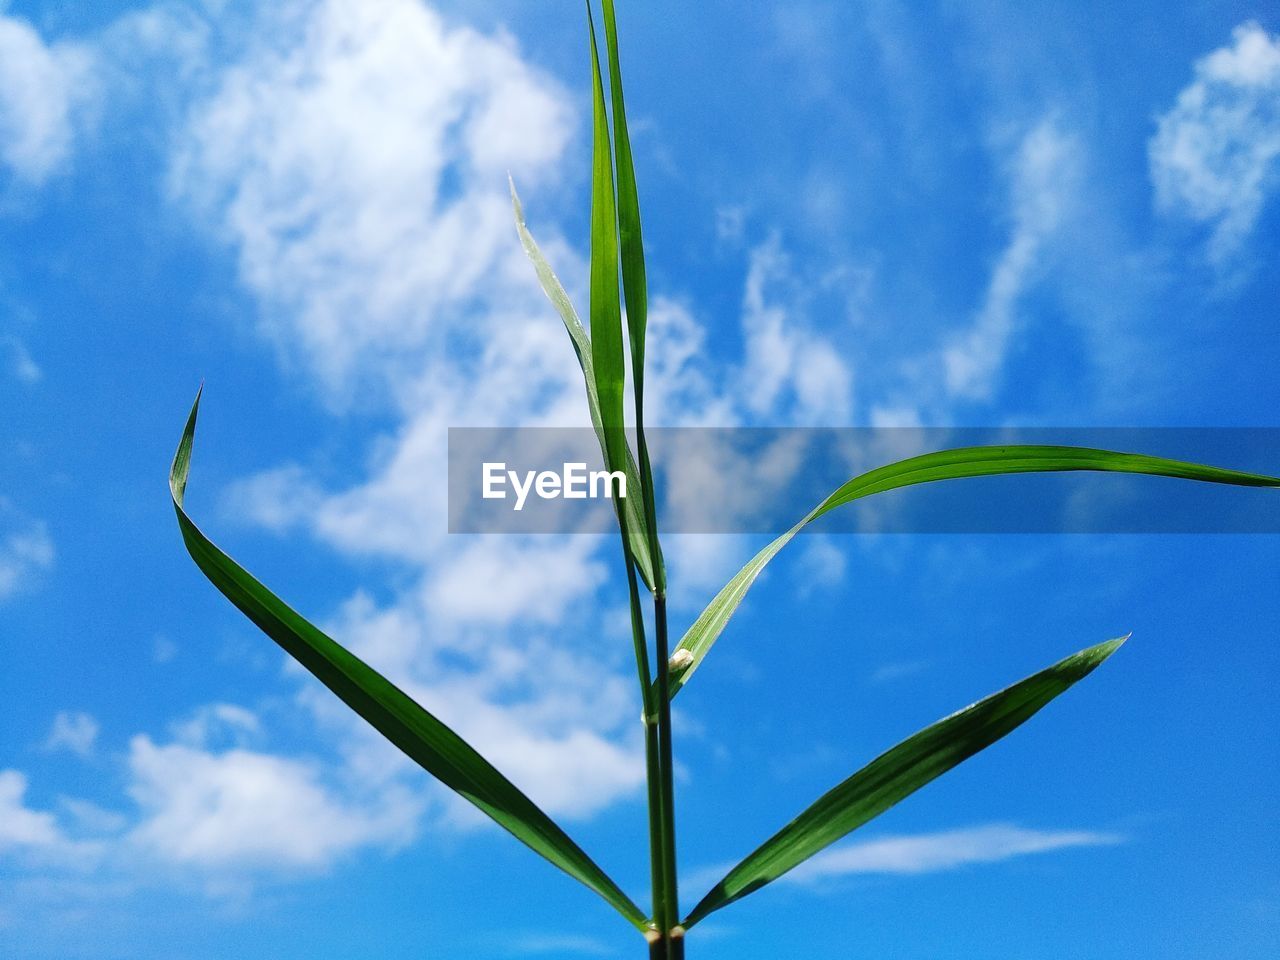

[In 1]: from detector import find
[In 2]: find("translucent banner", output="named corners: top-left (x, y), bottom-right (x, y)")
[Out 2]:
top-left (447, 427), bottom-right (1280, 534)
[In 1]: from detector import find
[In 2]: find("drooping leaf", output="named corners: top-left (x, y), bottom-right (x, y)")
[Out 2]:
top-left (170, 391), bottom-right (648, 932)
top-left (509, 178), bottom-right (656, 589)
top-left (668, 445), bottom-right (1280, 697)
top-left (683, 635), bottom-right (1127, 927)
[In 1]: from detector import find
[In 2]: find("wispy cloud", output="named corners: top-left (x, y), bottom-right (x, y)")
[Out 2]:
top-left (1150, 22), bottom-right (1280, 266)
top-left (790, 823), bottom-right (1123, 883)
top-left (167, 703), bottom-right (260, 750)
top-left (124, 728), bottom-right (423, 870)
top-left (793, 535), bottom-right (848, 596)
top-left (738, 234), bottom-right (854, 424)
top-left (0, 769), bottom-right (104, 867)
top-left (0, 770), bottom-right (65, 851)
top-left (169, 0), bottom-right (575, 394)
top-left (169, 0), bottom-right (869, 842)
top-left (505, 932), bottom-right (618, 957)
top-left (0, 11), bottom-right (96, 185)
top-left (868, 659), bottom-right (932, 685)
top-left (0, 498), bottom-right (54, 602)
top-left (42, 711), bottom-right (100, 759)
top-left (944, 119), bottom-right (1081, 401)
top-left (160, 0), bottom-right (652, 832)
top-left (6, 701), bottom-right (422, 878)
top-left (685, 823), bottom-right (1121, 894)
top-left (1, 335), bottom-right (41, 383)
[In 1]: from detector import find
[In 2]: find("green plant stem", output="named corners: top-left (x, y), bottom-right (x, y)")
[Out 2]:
top-left (653, 591), bottom-right (679, 946)
top-left (649, 927), bottom-right (684, 960)
top-left (622, 549), bottom-right (667, 939)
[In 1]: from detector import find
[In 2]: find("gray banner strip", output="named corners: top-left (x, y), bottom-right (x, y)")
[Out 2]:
top-left (448, 427), bottom-right (1280, 534)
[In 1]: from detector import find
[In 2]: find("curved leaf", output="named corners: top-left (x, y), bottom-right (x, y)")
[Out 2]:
top-left (669, 445), bottom-right (1280, 697)
top-left (683, 635), bottom-right (1127, 927)
top-left (170, 391), bottom-right (647, 931)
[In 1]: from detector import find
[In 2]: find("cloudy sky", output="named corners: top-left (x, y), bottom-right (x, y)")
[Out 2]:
top-left (1, 1), bottom-right (1278, 957)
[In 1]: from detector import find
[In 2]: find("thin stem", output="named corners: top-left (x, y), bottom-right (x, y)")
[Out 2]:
top-left (653, 591), bottom-right (679, 941)
top-left (634, 340), bottom-right (676, 952)
top-left (622, 551), bottom-right (667, 936)
top-left (629, 240), bottom-right (673, 953)
top-left (649, 927), bottom-right (684, 960)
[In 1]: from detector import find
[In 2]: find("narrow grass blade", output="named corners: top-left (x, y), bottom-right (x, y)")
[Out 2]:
top-left (594, 6), bottom-right (676, 940)
top-left (601, 0), bottom-right (646, 380)
top-left (170, 391), bottom-right (648, 931)
top-left (683, 636), bottom-right (1127, 927)
top-left (601, 0), bottom-right (664, 594)
top-left (586, 7), bottom-right (627, 485)
top-left (668, 445), bottom-right (1280, 698)
top-left (509, 179), bottom-right (655, 589)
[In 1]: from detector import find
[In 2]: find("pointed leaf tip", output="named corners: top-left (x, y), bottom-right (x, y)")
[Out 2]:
top-left (682, 636), bottom-right (1128, 927)
top-left (168, 400), bottom-right (647, 931)
top-left (671, 447), bottom-right (1274, 700)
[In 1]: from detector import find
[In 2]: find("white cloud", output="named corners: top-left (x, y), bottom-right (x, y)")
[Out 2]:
top-left (9, 700), bottom-right (422, 877)
top-left (0, 11), bottom-right (95, 185)
top-left (168, 702), bottom-right (260, 749)
top-left (792, 535), bottom-right (847, 596)
top-left (170, 0), bottom-right (868, 848)
top-left (1150, 23), bottom-right (1280, 265)
top-left (507, 932), bottom-right (615, 957)
top-left (790, 823), bottom-right (1122, 882)
top-left (314, 591), bottom-right (645, 822)
top-left (0, 770), bottom-right (64, 851)
top-left (58, 798), bottom-right (128, 836)
top-left (2, 335), bottom-right (41, 382)
top-left (424, 537), bottom-right (607, 626)
top-left (944, 119), bottom-right (1081, 400)
top-left (171, 0), bottom-right (574, 393)
top-left (643, 296), bottom-right (735, 428)
top-left (42, 711), bottom-right (100, 758)
top-left (165, 0), bottom-right (665, 833)
top-left (868, 659), bottom-right (931, 684)
top-left (0, 499), bottom-right (54, 601)
top-left (738, 235), bottom-right (854, 424)
top-left (714, 204), bottom-right (747, 243)
top-left (688, 823), bottom-right (1122, 892)
top-left (152, 634), bottom-right (179, 664)
top-left (125, 733), bottom-right (422, 869)
top-left (0, 770), bottom-right (110, 872)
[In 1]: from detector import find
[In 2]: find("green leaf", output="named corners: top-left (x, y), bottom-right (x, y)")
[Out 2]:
top-left (586, 6), bottom-right (627, 487)
top-left (600, 0), bottom-right (646, 382)
top-left (683, 635), bottom-right (1127, 927)
top-left (601, 0), bottom-right (664, 593)
top-left (509, 178), bottom-right (656, 590)
top-left (170, 390), bottom-right (648, 932)
top-left (668, 445), bottom-right (1280, 698)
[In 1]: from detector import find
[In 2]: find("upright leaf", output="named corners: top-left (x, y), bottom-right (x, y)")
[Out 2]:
top-left (683, 636), bottom-right (1127, 927)
top-left (597, 7), bottom-right (677, 941)
top-left (170, 391), bottom-right (648, 932)
top-left (668, 445), bottom-right (1280, 697)
top-left (600, 0), bottom-right (647, 382)
top-left (601, 0), bottom-right (664, 592)
top-left (509, 179), bottom-right (656, 589)
top-left (586, 6), bottom-right (628, 488)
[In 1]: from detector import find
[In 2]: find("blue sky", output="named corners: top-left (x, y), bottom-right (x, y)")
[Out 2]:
top-left (1, 1), bottom-right (1278, 957)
